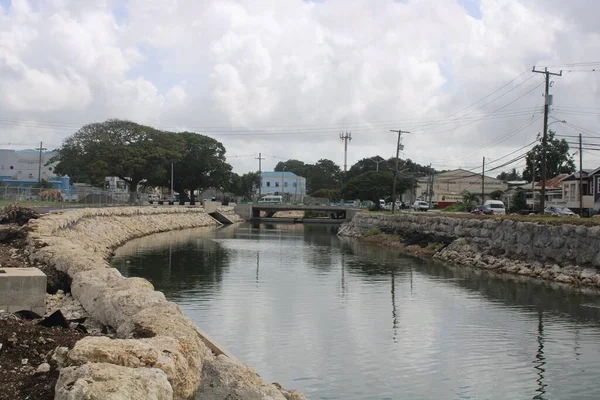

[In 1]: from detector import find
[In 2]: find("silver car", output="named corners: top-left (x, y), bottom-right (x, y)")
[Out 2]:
top-left (412, 200), bottom-right (429, 212)
top-left (544, 206), bottom-right (578, 217)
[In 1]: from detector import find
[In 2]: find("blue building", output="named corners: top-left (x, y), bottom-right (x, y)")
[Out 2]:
top-left (259, 171), bottom-right (306, 196)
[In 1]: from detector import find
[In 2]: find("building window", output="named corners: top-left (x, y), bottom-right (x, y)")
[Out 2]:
top-left (293, 182), bottom-right (297, 188)
top-left (284, 182), bottom-right (288, 187)
top-left (266, 182), bottom-right (271, 187)
top-left (275, 182), bottom-right (280, 187)
top-left (48, 167), bottom-right (53, 171)
top-left (9, 166), bottom-right (14, 169)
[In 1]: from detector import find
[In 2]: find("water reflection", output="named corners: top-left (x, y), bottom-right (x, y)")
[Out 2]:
top-left (113, 223), bottom-right (600, 400)
top-left (533, 309), bottom-right (547, 400)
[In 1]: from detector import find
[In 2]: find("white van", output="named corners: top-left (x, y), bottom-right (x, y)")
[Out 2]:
top-left (258, 195), bottom-right (283, 204)
top-left (484, 200), bottom-right (506, 215)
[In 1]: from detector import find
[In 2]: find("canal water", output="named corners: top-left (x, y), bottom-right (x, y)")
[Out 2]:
top-left (112, 223), bottom-right (600, 400)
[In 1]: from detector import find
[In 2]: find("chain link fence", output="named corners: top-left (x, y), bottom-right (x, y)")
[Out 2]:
top-left (0, 185), bottom-right (134, 208)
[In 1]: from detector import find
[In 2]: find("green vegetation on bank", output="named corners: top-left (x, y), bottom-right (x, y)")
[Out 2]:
top-left (361, 209), bottom-right (600, 226)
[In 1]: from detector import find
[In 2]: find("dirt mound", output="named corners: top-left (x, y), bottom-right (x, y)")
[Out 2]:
top-left (0, 205), bottom-right (39, 226)
top-left (0, 314), bottom-right (86, 400)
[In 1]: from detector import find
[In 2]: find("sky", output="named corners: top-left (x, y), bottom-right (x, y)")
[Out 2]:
top-left (0, 0), bottom-right (599, 175)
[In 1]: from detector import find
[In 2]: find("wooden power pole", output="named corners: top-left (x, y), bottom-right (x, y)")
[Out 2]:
top-left (390, 129), bottom-right (409, 214)
top-left (579, 133), bottom-right (584, 217)
top-left (532, 66), bottom-right (562, 212)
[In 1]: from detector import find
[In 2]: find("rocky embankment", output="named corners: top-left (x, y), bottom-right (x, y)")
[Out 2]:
top-left (26, 206), bottom-right (303, 400)
top-left (338, 213), bottom-right (600, 288)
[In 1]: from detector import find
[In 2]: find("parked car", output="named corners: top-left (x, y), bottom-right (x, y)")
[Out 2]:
top-left (544, 206), bottom-right (578, 217)
top-left (411, 200), bottom-right (429, 212)
top-left (471, 204), bottom-right (494, 215)
top-left (483, 200), bottom-right (506, 215)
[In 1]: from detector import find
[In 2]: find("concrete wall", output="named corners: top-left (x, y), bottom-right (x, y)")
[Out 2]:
top-left (27, 206), bottom-right (302, 400)
top-left (339, 213), bottom-right (600, 287)
top-left (0, 267), bottom-right (46, 315)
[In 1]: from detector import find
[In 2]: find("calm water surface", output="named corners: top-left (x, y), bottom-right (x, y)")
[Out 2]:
top-left (112, 223), bottom-right (600, 400)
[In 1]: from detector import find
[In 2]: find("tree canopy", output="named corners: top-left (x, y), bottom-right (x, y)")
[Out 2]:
top-left (511, 188), bottom-right (528, 212)
top-left (170, 132), bottom-right (231, 201)
top-left (522, 131), bottom-right (576, 181)
top-left (341, 171), bottom-right (415, 209)
top-left (274, 158), bottom-right (341, 194)
top-left (346, 156), bottom-right (434, 181)
top-left (51, 119), bottom-right (183, 202)
top-left (228, 172), bottom-right (260, 198)
top-left (51, 119), bottom-right (235, 203)
top-left (497, 168), bottom-right (522, 182)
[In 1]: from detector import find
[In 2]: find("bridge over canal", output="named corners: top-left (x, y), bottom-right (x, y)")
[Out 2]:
top-left (234, 204), bottom-right (361, 223)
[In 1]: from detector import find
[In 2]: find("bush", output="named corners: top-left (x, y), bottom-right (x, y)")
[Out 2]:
top-left (364, 227), bottom-right (381, 237)
top-left (442, 204), bottom-right (466, 212)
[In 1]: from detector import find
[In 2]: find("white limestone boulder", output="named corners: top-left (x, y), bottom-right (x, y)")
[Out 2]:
top-left (198, 354), bottom-right (287, 400)
top-left (55, 362), bottom-right (173, 400)
top-left (67, 336), bottom-right (195, 400)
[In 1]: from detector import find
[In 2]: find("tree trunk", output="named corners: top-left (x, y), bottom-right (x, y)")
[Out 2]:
top-left (128, 181), bottom-right (138, 204)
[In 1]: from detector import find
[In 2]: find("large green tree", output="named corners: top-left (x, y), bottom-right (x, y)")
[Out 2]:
top-left (274, 160), bottom-right (308, 177)
top-left (497, 168), bottom-right (522, 182)
top-left (341, 171), bottom-right (414, 209)
top-left (51, 119), bottom-right (182, 203)
top-left (347, 156), bottom-right (434, 181)
top-left (170, 133), bottom-right (232, 202)
top-left (522, 131), bottom-right (576, 181)
top-left (511, 188), bottom-right (528, 212)
top-left (227, 172), bottom-right (260, 198)
top-left (307, 159), bottom-right (342, 193)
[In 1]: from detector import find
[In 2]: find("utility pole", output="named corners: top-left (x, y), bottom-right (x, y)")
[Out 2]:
top-left (36, 141), bottom-right (47, 183)
top-left (579, 133), bottom-right (584, 217)
top-left (530, 150), bottom-right (536, 212)
top-left (170, 163), bottom-right (174, 198)
top-left (256, 153), bottom-right (265, 199)
top-left (340, 132), bottom-right (352, 173)
top-left (481, 157), bottom-right (485, 204)
top-left (429, 164), bottom-right (434, 207)
top-left (533, 66), bottom-right (562, 212)
top-left (390, 130), bottom-right (409, 214)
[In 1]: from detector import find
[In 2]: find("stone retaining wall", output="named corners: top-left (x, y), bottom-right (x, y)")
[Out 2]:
top-left (338, 213), bottom-right (600, 287)
top-left (27, 206), bottom-right (303, 400)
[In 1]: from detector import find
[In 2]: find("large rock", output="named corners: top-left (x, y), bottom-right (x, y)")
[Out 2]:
top-left (198, 355), bottom-right (287, 400)
top-left (117, 303), bottom-right (211, 390)
top-left (55, 362), bottom-right (173, 400)
top-left (67, 336), bottom-right (195, 400)
top-left (71, 268), bottom-right (168, 329)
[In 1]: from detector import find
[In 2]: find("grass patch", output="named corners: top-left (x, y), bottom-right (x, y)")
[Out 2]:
top-left (427, 242), bottom-right (445, 251)
top-left (441, 204), bottom-right (466, 212)
top-left (364, 227), bottom-right (382, 237)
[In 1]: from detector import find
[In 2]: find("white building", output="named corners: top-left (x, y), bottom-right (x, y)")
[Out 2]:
top-left (259, 171), bottom-right (307, 197)
top-left (0, 149), bottom-right (57, 182)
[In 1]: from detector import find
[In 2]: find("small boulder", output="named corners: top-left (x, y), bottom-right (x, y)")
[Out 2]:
top-left (55, 362), bottom-right (172, 400)
top-left (35, 362), bottom-right (51, 374)
top-left (198, 355), bottom-right (286, 400)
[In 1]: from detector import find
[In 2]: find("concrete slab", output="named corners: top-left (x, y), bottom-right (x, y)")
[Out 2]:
top-left (0, 267), bottom-right (46, 315)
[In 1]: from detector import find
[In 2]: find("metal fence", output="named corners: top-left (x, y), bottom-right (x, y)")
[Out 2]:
top-left (0, 185), bottom-right (133, 207)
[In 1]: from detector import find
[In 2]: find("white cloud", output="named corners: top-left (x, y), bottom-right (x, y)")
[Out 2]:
top-left (0, 0), bottom-right (599, 172)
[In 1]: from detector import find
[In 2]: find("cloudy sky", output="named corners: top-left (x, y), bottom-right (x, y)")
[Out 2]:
top-left (0, 0), bottom-right (599, 174)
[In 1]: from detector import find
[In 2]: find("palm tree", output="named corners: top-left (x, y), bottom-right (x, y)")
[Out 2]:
top-left (462, 192), bottom-right (480, 211)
